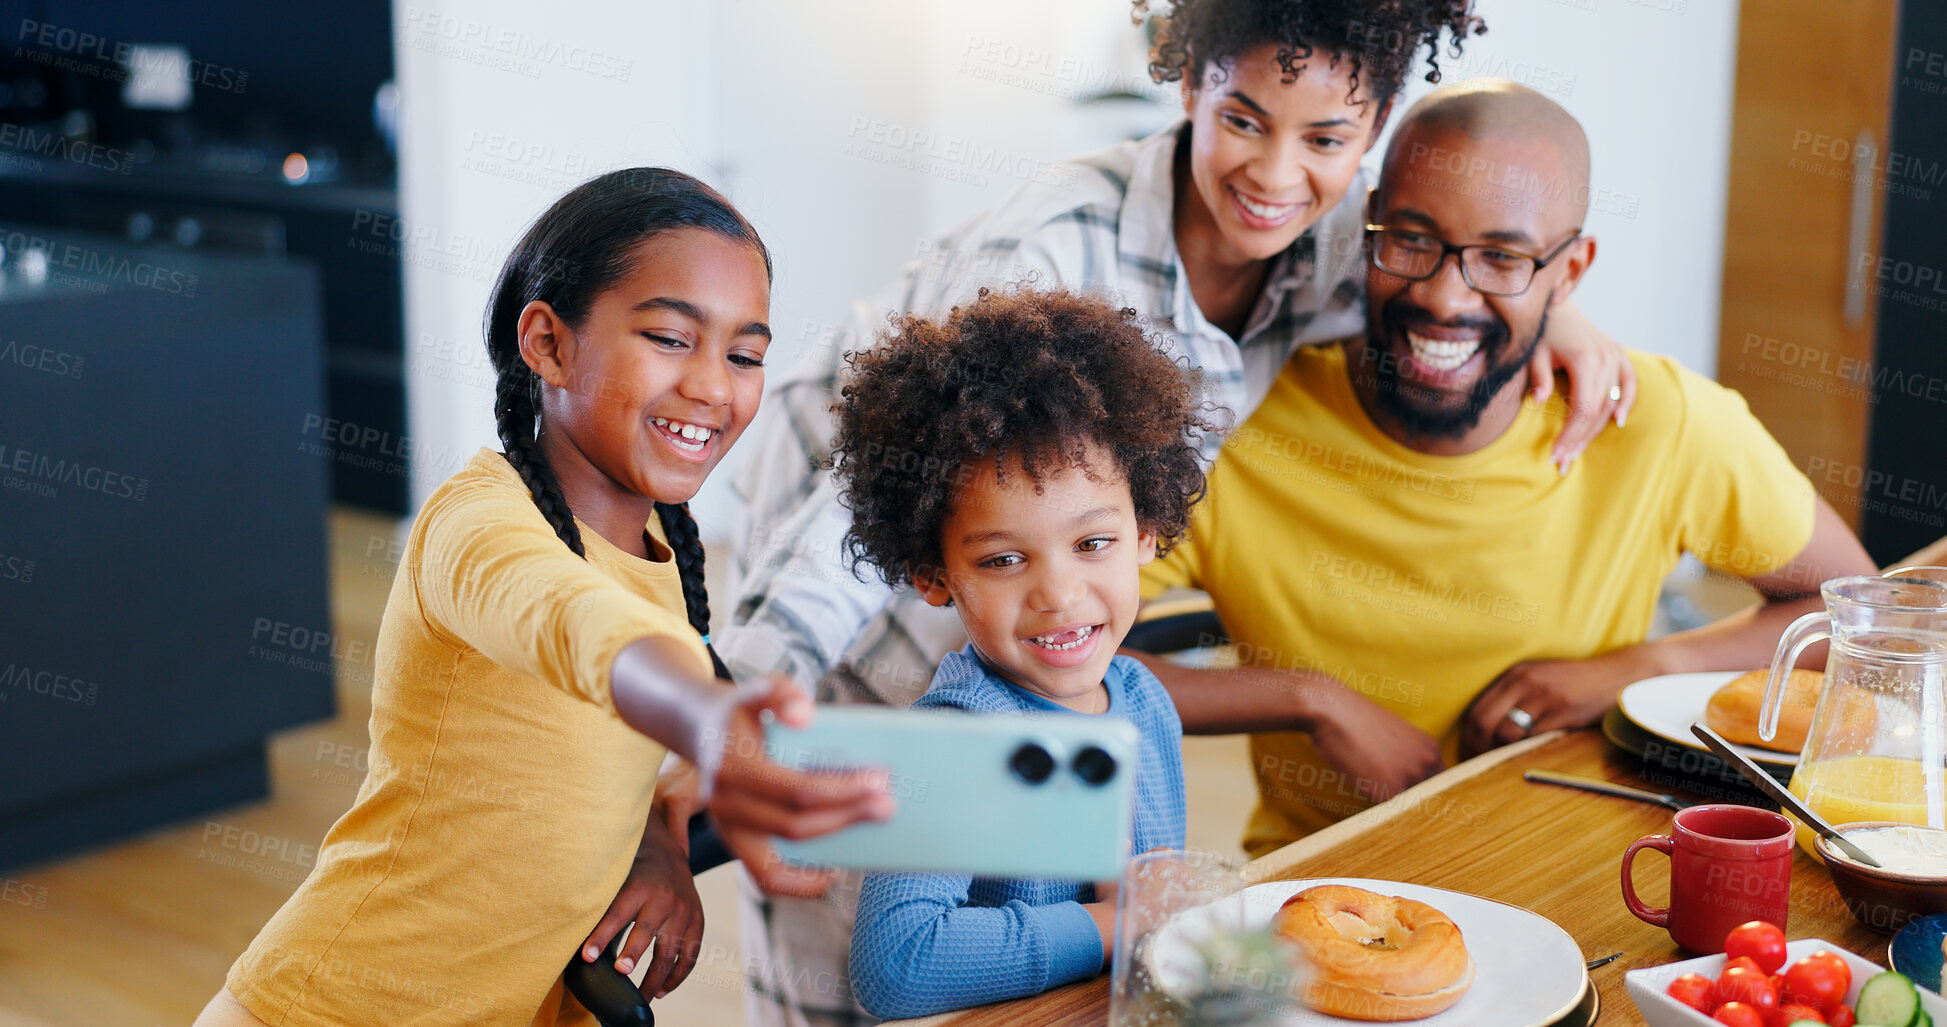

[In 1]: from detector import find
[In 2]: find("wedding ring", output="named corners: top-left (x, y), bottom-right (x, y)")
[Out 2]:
top-left (1506, 707), bottom-right (1535, 735)
top-left (1607, 384), bottom-right (1623, 403)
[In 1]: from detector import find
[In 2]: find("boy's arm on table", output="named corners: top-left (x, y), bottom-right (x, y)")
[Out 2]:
top-left (848, 872), bottom-right (1108, 1021)
top-left (1460, 496), bottom-right (1878, 757)
top-left (1124, 651), bottom-right (1446, 804)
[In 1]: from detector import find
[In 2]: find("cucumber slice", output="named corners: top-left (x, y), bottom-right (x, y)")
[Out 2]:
top-left (1856, 970), bottom-right (1921, 1027)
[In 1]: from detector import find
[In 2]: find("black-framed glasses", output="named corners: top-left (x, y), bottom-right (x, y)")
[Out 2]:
top-left (1363, 225), bottom-right (1581, 297)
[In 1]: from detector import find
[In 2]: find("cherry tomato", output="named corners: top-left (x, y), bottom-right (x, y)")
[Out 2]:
top-left (1717, 958), bottom-right (1754, 983)
top-left (1825, 1003), bottom-right (1854, 1027)
top-left (1726, 921), bottom-right (1789, 974)
top-left (1781, 957), bottom-right (1847, 1013)
top-left (1716, 1001), bottom-right (1768, 1027)
top-left (1721, 954), bottom-right (1767, 997)
top-left (1667, 972), bottom-right (1716, 1012)
top-left (1717, 964), bottom-right (1780, 1012)
top-left (1800, 951), bottom-right (1851, 997)
top-left (1775, 1002), bottom-right (1826, 1025)
top-left (1723, 955), bottom-right (1764, 978)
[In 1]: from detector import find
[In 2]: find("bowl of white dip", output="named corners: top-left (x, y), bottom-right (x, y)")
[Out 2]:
top-left (1816, 822), bottom-right (1947, 934)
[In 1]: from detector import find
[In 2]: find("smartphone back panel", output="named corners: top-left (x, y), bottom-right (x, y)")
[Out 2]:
top-left (766, 706), bottom-right (1138, 881)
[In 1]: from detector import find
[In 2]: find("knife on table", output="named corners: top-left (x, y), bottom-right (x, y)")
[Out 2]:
top-left (1523, 770), bottom-right (1694, 811)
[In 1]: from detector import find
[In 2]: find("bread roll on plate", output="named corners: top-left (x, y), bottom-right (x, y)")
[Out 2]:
top-left (1273, 884), bottom-right (1473, 1021)
top-left (1704, 668), bottom-right (1877, 754)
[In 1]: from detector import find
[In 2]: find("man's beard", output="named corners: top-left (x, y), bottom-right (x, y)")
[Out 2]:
top-left (1364, 299), bottom-right (1546, 441)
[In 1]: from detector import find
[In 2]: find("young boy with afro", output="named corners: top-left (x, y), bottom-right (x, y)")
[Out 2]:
top-left (828, 286), bottom-right (1213, 1019)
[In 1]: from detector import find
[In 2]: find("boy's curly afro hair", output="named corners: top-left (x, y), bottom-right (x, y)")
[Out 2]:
top-left (1135, 0), bottom-right (1485, 104)
top-left (831, 286), bottom-right (1214, 588)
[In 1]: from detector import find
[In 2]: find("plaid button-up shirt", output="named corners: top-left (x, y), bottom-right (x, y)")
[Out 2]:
top-left (719, 120), bottom-right (1368, 1026)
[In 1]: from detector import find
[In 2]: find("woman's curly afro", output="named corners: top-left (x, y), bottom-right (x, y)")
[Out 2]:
top-left (1136, 0), bottom-right (1485, 104)
top-left (831, 286), bottom-right (1214, 588)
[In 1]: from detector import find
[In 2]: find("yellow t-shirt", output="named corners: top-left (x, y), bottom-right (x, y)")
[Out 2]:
top-left (1142, 345), bottom-right (1815, 858)
top-left (227, 448), bottom-right (711, 1025)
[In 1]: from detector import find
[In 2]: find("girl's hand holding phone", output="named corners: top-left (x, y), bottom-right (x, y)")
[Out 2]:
top-left (609, 639), bottom-right (894, 896)
top-left (707, 675), bottom-right (896, 897)
top-left (579, 814), bottom-right (703, 1000)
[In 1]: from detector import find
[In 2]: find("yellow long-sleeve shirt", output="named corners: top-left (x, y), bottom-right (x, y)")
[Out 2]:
top-left (228, 449), bottom-right (710, 1025)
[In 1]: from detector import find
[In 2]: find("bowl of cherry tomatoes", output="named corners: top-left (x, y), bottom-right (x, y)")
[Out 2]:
top-left (1625, 921), bottom-right (1947, 1027)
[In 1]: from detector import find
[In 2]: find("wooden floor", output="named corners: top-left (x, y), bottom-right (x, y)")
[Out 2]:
top-left (0, 507), bottom-right (1259, 1026)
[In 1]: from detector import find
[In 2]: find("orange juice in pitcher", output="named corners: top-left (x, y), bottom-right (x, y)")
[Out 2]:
top-left (1786, 755), bottom-right (1934, 856)
top-left (1761, 573), bottom-right (1947, 859)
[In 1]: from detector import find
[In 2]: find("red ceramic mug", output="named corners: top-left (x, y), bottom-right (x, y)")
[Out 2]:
top-left (1620, 804), bottom-right (1793, 953)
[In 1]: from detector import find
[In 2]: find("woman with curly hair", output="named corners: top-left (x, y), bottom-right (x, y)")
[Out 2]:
top-left (829, 288), bottom-right (1212, 1018)
top-left (722, 3), bottom-right (1632, 1023)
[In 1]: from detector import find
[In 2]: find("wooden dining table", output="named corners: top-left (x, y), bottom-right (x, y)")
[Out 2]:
top-left (888, 727), bottom-right (1891, 1026)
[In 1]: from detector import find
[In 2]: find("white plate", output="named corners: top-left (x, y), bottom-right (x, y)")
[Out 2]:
top-left (1616, 671), bottom-right (1799, 769)
top-left (1626, 937), bottom-right (1947, 1027)
top-left (1148, 878), bottom-right (1586, 1026)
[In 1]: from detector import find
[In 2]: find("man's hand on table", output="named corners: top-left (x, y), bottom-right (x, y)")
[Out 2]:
top-left (1132, 651), bottom-right (1444, 800)
top-left (1460, 648), bottom-right (1654, 759)
top-left (1309, 687), bottom-right (1447, 804)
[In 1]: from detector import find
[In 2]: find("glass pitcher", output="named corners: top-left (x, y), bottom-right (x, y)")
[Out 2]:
top-left (1762, 573), bottom-right (1947, 856)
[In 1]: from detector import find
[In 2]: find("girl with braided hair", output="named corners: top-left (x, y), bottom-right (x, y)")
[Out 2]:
top-left (196, 168), bottom-right (892, 1027)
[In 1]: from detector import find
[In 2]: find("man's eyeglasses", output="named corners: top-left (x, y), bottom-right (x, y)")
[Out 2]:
top-left (1363, 225), bottom-right (1581, 297)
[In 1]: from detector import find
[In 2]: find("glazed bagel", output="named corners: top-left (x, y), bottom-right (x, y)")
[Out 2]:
top-left (1273, 885), bottom-right (1473, 1021)
top-left (1705, 668), bottom-right (1877, 754)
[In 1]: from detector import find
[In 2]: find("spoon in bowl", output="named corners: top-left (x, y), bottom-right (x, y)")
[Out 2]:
top-left (1688, 722), bottom-right (1882, 868)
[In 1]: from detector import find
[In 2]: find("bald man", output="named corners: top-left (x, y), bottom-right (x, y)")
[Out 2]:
top-left (1136, 80), bottom-right (1876, 857)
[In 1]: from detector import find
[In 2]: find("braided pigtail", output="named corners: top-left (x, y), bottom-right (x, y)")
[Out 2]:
top-left (656, 501), bottom-right (731, 680)
top-left (494, 364), bottom-right (587, 558)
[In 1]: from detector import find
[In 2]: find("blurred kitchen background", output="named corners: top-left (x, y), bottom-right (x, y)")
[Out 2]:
top-left (1, 0), bottom-right (1943, 1022)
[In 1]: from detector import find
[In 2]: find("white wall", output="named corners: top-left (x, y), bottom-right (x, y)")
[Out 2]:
top-left (699, 0), bottom-right (1164, 530)
top-left (399, 0), bottom-right (1739, 533)
top-left (394, 0), bottom-right (725, 506)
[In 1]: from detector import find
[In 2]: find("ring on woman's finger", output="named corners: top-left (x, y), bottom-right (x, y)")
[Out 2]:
top-left (1608, 384), bottom-right (1623, 403)
top-left (1505, 706), bottom-right (1535, 736)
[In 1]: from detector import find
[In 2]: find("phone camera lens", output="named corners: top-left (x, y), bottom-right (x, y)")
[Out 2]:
top-left (1071, 746), bottom-right (1117, 785)
top-left (1008, 742), bottom-right (1055, 784)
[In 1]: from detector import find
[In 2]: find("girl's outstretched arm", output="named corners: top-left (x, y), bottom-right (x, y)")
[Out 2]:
top-left (610, 637), bottom-right (895, 897)
top-left (414, 479), bottom-right (891, 894)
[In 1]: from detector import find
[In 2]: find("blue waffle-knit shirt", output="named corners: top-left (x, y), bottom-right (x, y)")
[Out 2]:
top-left (847, 644), bottom-right (1187, 1020)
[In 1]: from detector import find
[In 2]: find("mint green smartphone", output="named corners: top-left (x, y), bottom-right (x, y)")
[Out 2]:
top-left (765, 706), bottom-right (1139, 880)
